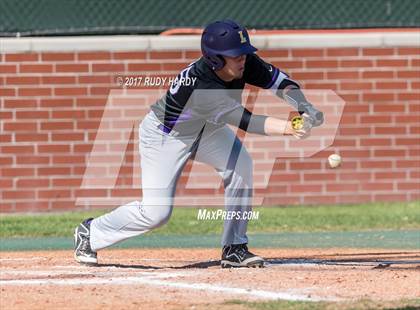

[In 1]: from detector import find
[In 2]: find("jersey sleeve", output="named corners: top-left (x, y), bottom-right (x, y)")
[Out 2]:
top-left (243, 53), bottom-right (289, 91)
top-left (220, 106), bottom-right (268, 135)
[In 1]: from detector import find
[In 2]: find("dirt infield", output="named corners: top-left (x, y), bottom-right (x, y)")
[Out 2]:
top-left (1, 248), bottom-right (419, 309)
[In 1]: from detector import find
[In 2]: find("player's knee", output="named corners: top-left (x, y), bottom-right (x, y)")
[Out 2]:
top-left (146, 204), bottom-right (173, 229)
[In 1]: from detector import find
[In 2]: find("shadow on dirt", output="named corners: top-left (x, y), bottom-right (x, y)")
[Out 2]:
top-left (266, 251), bottom-right (420, 270)
top-left (91, 252), bottom-right (420, 270)
top-left (93, 260), bottom-right (221, 269)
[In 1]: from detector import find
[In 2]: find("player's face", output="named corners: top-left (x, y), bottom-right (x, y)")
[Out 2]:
top-left (221, 54), bottom-right (246, 80)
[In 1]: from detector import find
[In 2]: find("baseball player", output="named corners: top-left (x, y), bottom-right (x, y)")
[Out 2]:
top-left (74, 20), bottom-right (323, 268)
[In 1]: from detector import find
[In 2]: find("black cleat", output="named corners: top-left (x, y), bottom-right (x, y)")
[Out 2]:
top-left (74, 218), bottom-right (97, 265)
top-left (221, 243), bottom-right (264, 268)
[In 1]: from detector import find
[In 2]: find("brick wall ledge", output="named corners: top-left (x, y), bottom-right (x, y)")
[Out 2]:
top-left (1, 30), bottom-right (419, 52)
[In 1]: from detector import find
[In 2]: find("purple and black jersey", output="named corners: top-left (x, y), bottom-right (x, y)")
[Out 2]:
top-left (151, 53), bottom-right (288, 135)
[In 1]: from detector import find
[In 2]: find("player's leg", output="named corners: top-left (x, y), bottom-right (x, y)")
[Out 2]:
top-left (74, 111), bottom-right (193, 264)
top-left (193, 125), bottom-right (264, 268)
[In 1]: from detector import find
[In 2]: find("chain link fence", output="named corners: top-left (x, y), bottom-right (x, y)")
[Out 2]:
top-left (1, 0), bottom-right (419, 36)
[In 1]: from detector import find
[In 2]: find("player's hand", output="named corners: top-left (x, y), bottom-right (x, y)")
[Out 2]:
top-left (293, 127), bottom-right (311, 139)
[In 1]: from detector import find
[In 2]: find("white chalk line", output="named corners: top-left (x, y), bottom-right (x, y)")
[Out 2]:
top-left (0, 257), bottom-right (47, 262)
top-left (0, 270), bottom-right (189, 280)
top-left (0, 256), bottom-right (205, 264)
top-left (0, 270), bottom-right (334, 302)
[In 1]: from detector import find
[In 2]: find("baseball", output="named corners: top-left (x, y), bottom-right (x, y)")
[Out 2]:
top-left (291, 116), bottom-right (304, 130)
top-left (328, 153), bottom-right (342, 168)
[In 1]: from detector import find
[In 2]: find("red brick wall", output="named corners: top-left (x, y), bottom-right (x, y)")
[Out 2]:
top-left (1, 46), bottom-right (419, 212)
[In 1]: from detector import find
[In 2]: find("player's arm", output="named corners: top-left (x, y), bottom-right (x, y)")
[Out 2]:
top-left (244, 54), bottom-right (324, 127)
top-left (276, 79), bottom-right (324, 127)
top-left (221, 106), bottom-right (308, 139)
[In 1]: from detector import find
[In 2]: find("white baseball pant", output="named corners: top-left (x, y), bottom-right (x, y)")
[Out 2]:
top-left (89, 110), bottom-right (253, 251)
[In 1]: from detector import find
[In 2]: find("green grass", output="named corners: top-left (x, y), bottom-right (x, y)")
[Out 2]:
top-left (0, 202), bottom-right (419, 238)
top-left (223, 298), bottom-right (420, 310)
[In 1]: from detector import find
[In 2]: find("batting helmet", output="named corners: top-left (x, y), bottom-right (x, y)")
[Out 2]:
top-left (201, 20), bottom-right (257, 70)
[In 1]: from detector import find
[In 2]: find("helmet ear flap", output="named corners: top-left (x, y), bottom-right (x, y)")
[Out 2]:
top-left (205, 55), bottom-right (225, 70)
top-left (216, 55), bottom-right (225, 69)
